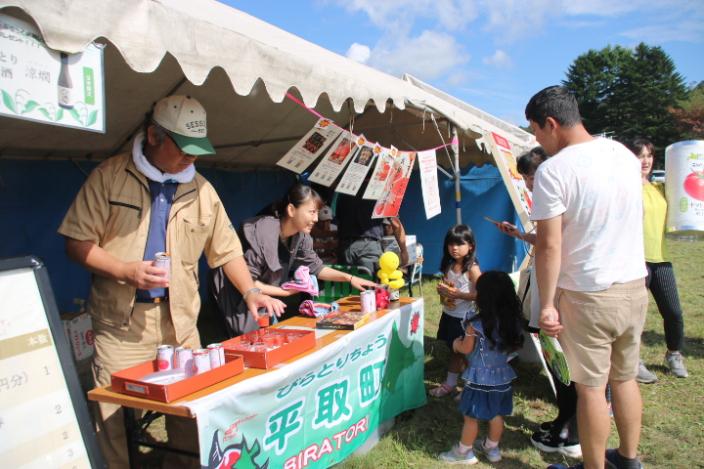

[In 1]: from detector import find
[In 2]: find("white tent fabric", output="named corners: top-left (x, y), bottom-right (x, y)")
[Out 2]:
top-left (0, 0), bottom-right (532, 170)
top-left (3, 0), bottom-right (420, 114)
top-left (404, 74), bottom-right (535, 150)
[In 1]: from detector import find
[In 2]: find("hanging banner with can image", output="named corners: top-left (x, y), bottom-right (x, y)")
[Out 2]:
top-left (372, 151), bottom-right (416, 219)
top-left (277, 118), bottom-right (343, 173)
top-left (335, 137), bottom-right (378, 196)
top-left (0, 14), bottom-right (105, 132)
top-left (308, 131), bottom-right (358, 187)
top-left (362, 146), bottom-right (397, 200)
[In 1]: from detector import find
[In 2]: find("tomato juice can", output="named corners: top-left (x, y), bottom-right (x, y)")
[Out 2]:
top-left (207, 343), bottom-right (225, 368)
top-left (153, 252), bottom-right (171, 280)
top-left (360, 289), bottom-right (377, 314)
top-left (174, 347), bottom-right (194, 376)
top-left (156, 345), bottom-right (174, 370)
top-left (192, 349), bottom-right (211, 375)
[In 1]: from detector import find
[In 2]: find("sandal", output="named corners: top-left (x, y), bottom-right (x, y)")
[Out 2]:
top-left (429, 383), bottom-right (456, 398)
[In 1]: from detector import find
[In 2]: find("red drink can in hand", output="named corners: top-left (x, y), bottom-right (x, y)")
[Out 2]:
top-left (156, 345), bottom-right (174, 370)
top-left (257, 311), bottom-right (270, 328)
top-left (153, 252), bottom-right (171, 280)
top-left (192, 349), bottom-right (211, 375)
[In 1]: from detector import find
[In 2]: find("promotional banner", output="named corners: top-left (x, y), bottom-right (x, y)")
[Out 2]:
top-left (488, 132), bottom-right (533, 220)
top-left (0, 14), bottom-right (105, 132)
top-left (308, 132), bottom-right (358, 186)
top-left (362, 146), bottom-right (397, 200)
top-left (372, 151), bottom-right (416, 219)
top-left (187, 300), bottom-right (426, 469)
top-left (336, 138), bottom-right (378, 196)
top-left (277, 118), bottom-right (342, 173)
top-left (417, 149), bottom-right (441, 219)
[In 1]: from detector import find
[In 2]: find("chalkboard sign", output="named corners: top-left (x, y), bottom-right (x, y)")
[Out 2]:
top-left (0, 256), bottom-right (104, 468)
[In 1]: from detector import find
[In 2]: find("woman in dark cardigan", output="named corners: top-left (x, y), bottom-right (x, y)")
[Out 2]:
top-left (210, 183), bottom-right (377, 338)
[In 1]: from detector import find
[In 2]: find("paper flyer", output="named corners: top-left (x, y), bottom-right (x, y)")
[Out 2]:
top-left (336, 138), bottom-right (378, 196)
top-left (276, 118), bottom-right (342, 173)
top-left (308, 131), bottom-right (359, 186)
top-left (372, 151), bottom-right (416, 218)
top-left (417, 149), bottom-right (441, 219)
top-left (362, 145), bottom-right (397, 200)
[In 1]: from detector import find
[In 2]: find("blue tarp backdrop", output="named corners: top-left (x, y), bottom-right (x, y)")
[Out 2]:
top-left (0, 159), bottom-right (524, 313)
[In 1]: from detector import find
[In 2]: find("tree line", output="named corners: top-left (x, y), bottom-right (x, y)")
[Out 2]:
top-left (561, 43), bottom-right (702, 165)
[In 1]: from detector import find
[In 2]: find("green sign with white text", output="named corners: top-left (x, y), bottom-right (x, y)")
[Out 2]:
top-left (187, 299), bottom-right (426, 469)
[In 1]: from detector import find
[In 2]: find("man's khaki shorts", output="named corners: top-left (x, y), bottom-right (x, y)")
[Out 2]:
top-left (557, 278), bottom-right (648, 387)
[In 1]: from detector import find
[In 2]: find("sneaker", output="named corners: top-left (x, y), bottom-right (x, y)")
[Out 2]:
top-left (605, 448), bottom-right (644, 468)
top-left (531, 430), bottom-right (582, 458)
top-left (665, 351), bottom-right (688, 378)
top-left (473, 438), bottom-right (501, 463)
top-left (438, 445), bottom-right (478, 465)
top-left (547, 464), bottom-right (583, 469)
top-left (538, 421), bottom-right (554, 433)
top-left (636, 360), bottom-right (658, 384)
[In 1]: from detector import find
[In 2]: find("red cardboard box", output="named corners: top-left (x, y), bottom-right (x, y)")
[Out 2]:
top-left (222, 328), bottom-right (315, 369)
top-left (111, 355), bottom-right (245, 402)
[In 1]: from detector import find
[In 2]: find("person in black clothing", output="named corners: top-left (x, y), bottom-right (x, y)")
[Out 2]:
top-left (335, 194), bottom-right (384, 275)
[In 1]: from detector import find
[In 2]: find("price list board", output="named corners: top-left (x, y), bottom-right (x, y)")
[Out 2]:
top-left (0, 257), bottom-right (103, 468)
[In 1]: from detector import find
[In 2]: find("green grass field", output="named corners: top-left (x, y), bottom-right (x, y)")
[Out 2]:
top-left (340, 239), bottom-right (704, 469)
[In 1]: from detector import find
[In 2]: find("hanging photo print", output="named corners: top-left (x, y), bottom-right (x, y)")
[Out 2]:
top-left (362, 145), bottom-right (397, 200)
top-left (308, 132), bottom-right (359, 186)
top-left (417, 149), bottom-right (441, 219)
top-left (276, 118), bottom-right (342, 173)
top-left (335, 137), bottom-right (378, 196)
top-left (372, 151), bottom-right (416, 218)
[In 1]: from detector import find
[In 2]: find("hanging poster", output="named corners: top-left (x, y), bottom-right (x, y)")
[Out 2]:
top-left (362, 146), bottom-right (397, 200)
top-left (417, 149), bottom-right (441, 219)
top-left (372, 151), bottom-right (416, 219)
top-left (0, 14), bottom-right (105, 132)
top-left (487, 131), bottom-right (533, 223)
top-left (277, 118), bottom-right (342, 173)
top-left (335, 138), bottom-right (377, 196)
top-left (308, 132), bottom-right (358, 186)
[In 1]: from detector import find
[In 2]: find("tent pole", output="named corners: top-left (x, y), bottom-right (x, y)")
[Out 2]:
top-left (450, 125), bottom-right (461, 225)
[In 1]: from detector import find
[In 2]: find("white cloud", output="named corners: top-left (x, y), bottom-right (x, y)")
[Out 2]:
top-left (333, 0), bottom-right (704, 45)
top-left (331, 0), bottom-right (478, 31)
top-left (482, 50), bottom-right (512, 69)
top-left (346, 43), bottom-right (371, 63)
top-left (367, 30), bottom-right (470, 80)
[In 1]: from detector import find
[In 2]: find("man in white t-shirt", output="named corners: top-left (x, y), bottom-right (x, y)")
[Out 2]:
top-left (526, 86), bottom-right (648, 469)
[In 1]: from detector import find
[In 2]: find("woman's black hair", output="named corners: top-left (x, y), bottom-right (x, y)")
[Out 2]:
top-left (474, 271), bottom-right (525, 352)
top-left (272, 183), bottom-right (323, 219)
top-left (439, 224), bottom-right (477, 274)
top-left (516, 146), bottom-right (548, 176)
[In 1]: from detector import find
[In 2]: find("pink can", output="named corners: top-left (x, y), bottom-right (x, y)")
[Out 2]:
top-left (156, 345), bottom-right (174, 370)
top-left (174, 347), bottom-right (194, 376)
top-left (361, 289), bottom-right (376, 314)
top-left (192, 349), bottom-right (211, 375)
top-left (207, 343), bottom-right (225, 368)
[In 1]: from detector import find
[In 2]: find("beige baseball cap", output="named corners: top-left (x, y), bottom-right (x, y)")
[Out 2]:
top-left (153, 95), bottom-right (215, 156)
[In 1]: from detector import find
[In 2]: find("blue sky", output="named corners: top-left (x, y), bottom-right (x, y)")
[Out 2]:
top-left (224, 0), bottom-right (703, 127)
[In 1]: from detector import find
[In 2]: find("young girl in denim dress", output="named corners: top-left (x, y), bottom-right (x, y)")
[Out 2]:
top-left (440, 271), bottom-right (525, 464)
